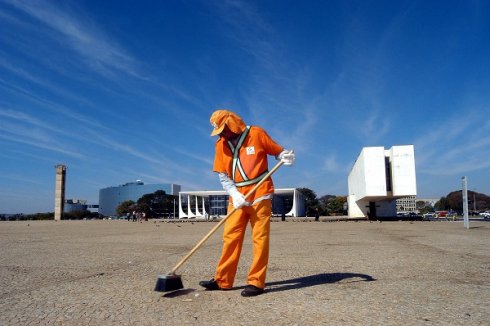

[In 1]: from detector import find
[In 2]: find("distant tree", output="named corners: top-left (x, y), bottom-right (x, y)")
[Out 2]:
top-left (468, 190), bottom-right (490, 211)
top-left (64, 210), bottom-right (98, 220)
top-left (23, 212), bottom-right (54, 220)
top-left (116, 200), bottom-right (136, 217)
top-left (297, 187), bottom-right (319, 216)
top-left (137, 193), bottom-right (153, 216)
top-left (432, 191), bottom-right (490, 212)
top-left (447, 192), bottom-right (462, 211)
top-left (318, 195), bottom-right (335, 215)
top-left (416, 200), bottom-right (434, 214)
top-left (434, 196), bottom-right (450, 211)
top-left (416, 200), bottom-right (426, 210)
top-left (136, 190), bottom-right (178, 218)
top-left (445, 190), bottom-right (490, 212)
top-left (327, 196), bottom-right (347, 215)
top-left (150, 190), bottom-right (176, 217)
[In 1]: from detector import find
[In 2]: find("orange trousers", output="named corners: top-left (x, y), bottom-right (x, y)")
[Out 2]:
top-left (214, 199), bottom-right (272, 289)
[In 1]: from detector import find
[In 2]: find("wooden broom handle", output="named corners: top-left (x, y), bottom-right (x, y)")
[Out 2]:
top-left (170, 160), bottom-right (284, 274)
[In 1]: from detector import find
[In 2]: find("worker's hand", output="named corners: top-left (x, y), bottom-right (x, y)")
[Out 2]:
top-left (229, 188), bottom-right (249, 209)
top-left (278, 150), bottom-right (295, 166)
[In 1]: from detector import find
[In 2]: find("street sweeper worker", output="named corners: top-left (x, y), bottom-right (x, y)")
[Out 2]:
top-left (199, 109), bottom-right (295, 297)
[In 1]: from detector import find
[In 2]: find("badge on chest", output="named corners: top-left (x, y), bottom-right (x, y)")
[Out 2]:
top-left (246, 146), bottom-right (255, 155)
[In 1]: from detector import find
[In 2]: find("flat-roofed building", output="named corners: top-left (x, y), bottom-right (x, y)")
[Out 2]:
top-left (396, 196), bottom-right (416, 213)
top-left (348, 145), bottom-right (417, 219)
top-left (99, 181), bottom-right (181, 217)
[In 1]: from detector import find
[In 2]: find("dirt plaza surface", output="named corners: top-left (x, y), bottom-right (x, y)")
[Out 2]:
top-left (0, 218), bottom-right (489, 325)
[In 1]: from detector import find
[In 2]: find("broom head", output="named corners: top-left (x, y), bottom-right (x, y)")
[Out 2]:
top-left (154, 273), bottom-right (184, 292)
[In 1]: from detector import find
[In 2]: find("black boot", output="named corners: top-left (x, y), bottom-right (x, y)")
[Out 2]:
top-left (241, 285), bottom-right (264, 297)
top-left (199, 278), bottom-right (221, 290)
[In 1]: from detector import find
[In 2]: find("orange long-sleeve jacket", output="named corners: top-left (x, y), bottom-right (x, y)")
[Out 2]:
top-left (213, 125), bottom-right (283, 203)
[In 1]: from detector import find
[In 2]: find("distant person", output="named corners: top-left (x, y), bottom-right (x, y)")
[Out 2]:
top-left (315, 208), bottom-right (320, 221)
top-left (199, 109), bottom-right (295, 297)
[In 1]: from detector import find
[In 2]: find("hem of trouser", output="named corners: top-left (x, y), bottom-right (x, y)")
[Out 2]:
top-left (215, 280), bottom-right (233, 290)
top-left (247, 281), bottom-right (265, 289)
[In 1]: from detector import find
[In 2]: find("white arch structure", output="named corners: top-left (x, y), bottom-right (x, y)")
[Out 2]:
top-left (178, 188), bottom-right (304, 219)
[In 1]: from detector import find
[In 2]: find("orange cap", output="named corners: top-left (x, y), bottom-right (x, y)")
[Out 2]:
top-left (209, 109), bottom-right (246, 136)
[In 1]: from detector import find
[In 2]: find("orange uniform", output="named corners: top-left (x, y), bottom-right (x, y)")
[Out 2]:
top-left (213, 126), bottom-right (283, 203)
top-left (212, 120), bottom-right (283, 290)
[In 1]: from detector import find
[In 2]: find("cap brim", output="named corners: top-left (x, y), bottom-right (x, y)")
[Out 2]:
top-left (210, 124), bottom-right (225, 136)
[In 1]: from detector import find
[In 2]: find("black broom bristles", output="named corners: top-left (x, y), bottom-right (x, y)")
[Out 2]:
top-left (154, 274), bottom-right (184, 292)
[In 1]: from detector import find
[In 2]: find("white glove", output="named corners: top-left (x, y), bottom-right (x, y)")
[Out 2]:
top-left (228, 187), bottom-right (249, 209)
top-left (278, 149), bottom-right (295, 166)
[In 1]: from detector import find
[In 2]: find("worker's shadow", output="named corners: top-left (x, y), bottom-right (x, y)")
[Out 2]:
top-left (265, 272), bottom-right (376, 293)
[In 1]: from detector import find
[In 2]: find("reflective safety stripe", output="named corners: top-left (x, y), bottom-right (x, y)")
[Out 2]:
top-left (235, 170), bottom-right (269, 187)
top-left (228, 126), bottom-right (250, 182)
top-left (227, 126), bottom-right (268, 188)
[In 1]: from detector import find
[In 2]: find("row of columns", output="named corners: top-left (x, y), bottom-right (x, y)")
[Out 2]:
top-left (177, 189), bottom-right (303, 218)
top-left (178, 195), bottom-right (209, 219)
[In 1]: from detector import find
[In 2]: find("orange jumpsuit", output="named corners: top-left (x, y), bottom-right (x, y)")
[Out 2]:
top-left (213, 125), bottom-right (283, 289)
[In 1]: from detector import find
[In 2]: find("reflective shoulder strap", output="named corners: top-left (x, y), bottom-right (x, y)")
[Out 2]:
top-left (229, 126), bottom-right (250, 181)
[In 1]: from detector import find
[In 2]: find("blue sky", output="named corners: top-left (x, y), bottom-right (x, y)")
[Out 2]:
top-left (1, 0), bottom-right (489, 214)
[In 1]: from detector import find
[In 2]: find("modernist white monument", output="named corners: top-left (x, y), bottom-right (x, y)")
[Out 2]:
top-left (348, 145), bottom-right (417, 219)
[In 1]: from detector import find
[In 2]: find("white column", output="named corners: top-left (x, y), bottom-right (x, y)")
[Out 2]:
top-left (178, 194), bottom-right (187, 218)
top-left (202, 197), bottom-right (208, 219)
top-left (195, 196), bottom-right (202, 217)
top-left (187, 195), bottom-right (195, 218)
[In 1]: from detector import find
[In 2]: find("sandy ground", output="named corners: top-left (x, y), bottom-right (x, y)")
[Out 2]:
top-left (0, 218), bottom-right (489, 325)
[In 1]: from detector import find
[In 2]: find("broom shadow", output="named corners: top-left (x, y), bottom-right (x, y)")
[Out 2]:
top-left (162, 288), bottom-right (195, 298)
top-left (265, 272), bottom-right (376, 293)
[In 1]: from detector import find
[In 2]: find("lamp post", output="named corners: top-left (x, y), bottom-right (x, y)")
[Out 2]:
top-left (462, 176), bottom-right (469, 229)
top-left (173, 197), bottom-right (176, 219)
top-left (473, 189), bottom-right (476, 211)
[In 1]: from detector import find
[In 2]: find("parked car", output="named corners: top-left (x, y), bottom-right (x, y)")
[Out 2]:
top-left (447, 211), bottom-right (458, 219)
top-left (435, 211), bottom-right (448, 218)
top-left (480, 211), bottom-right (490, 219)
top-left (423, 212), bottom-right (436, 219)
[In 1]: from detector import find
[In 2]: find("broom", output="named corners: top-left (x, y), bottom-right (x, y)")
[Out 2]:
top-left (154, 160), bottom-right (284, 292)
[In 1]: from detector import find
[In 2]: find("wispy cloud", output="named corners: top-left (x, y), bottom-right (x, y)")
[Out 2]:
top-left (0, 131), bottom-right (84, 158)
top-left (213, 0), bottom-right (275, 64)
top-left (209, 2), bottom-right (320, 150)
top-left (0, 55), bottom-right (96, 107)
top-left (360, 111), bottom-right (391, 141)
top-left (2, 0), bottom-right (207, 122)
top-left (173, 148), bottom-right (214, 166)
top-left (0, 78), bottom-right (112, 132)
top-left (323, 154), bottom-right (340, 173)
top-left (84, 129), bottom-right (202, 178)
top-left (0, 186), bottom-right (52, 210)
top-left (414, 112), bottom-right (490, 175)
top-left (85, 129), bottom-right (163, 165)
top-left (0, 173), bottom-right (45, 185)
top-left (4, 0), bottom-right (143, 79)
top-left (0, 148), bottom-right (56, 163)
top-left (0, 107), bottom-right (103, 159)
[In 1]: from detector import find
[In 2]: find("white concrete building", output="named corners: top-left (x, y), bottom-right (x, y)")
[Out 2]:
top-left (178, 188), bottom-right (305, 219)
top-left (348, 145), bottom-right (417, 219)
top-left (396, 196), bottom-right (417, 213)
